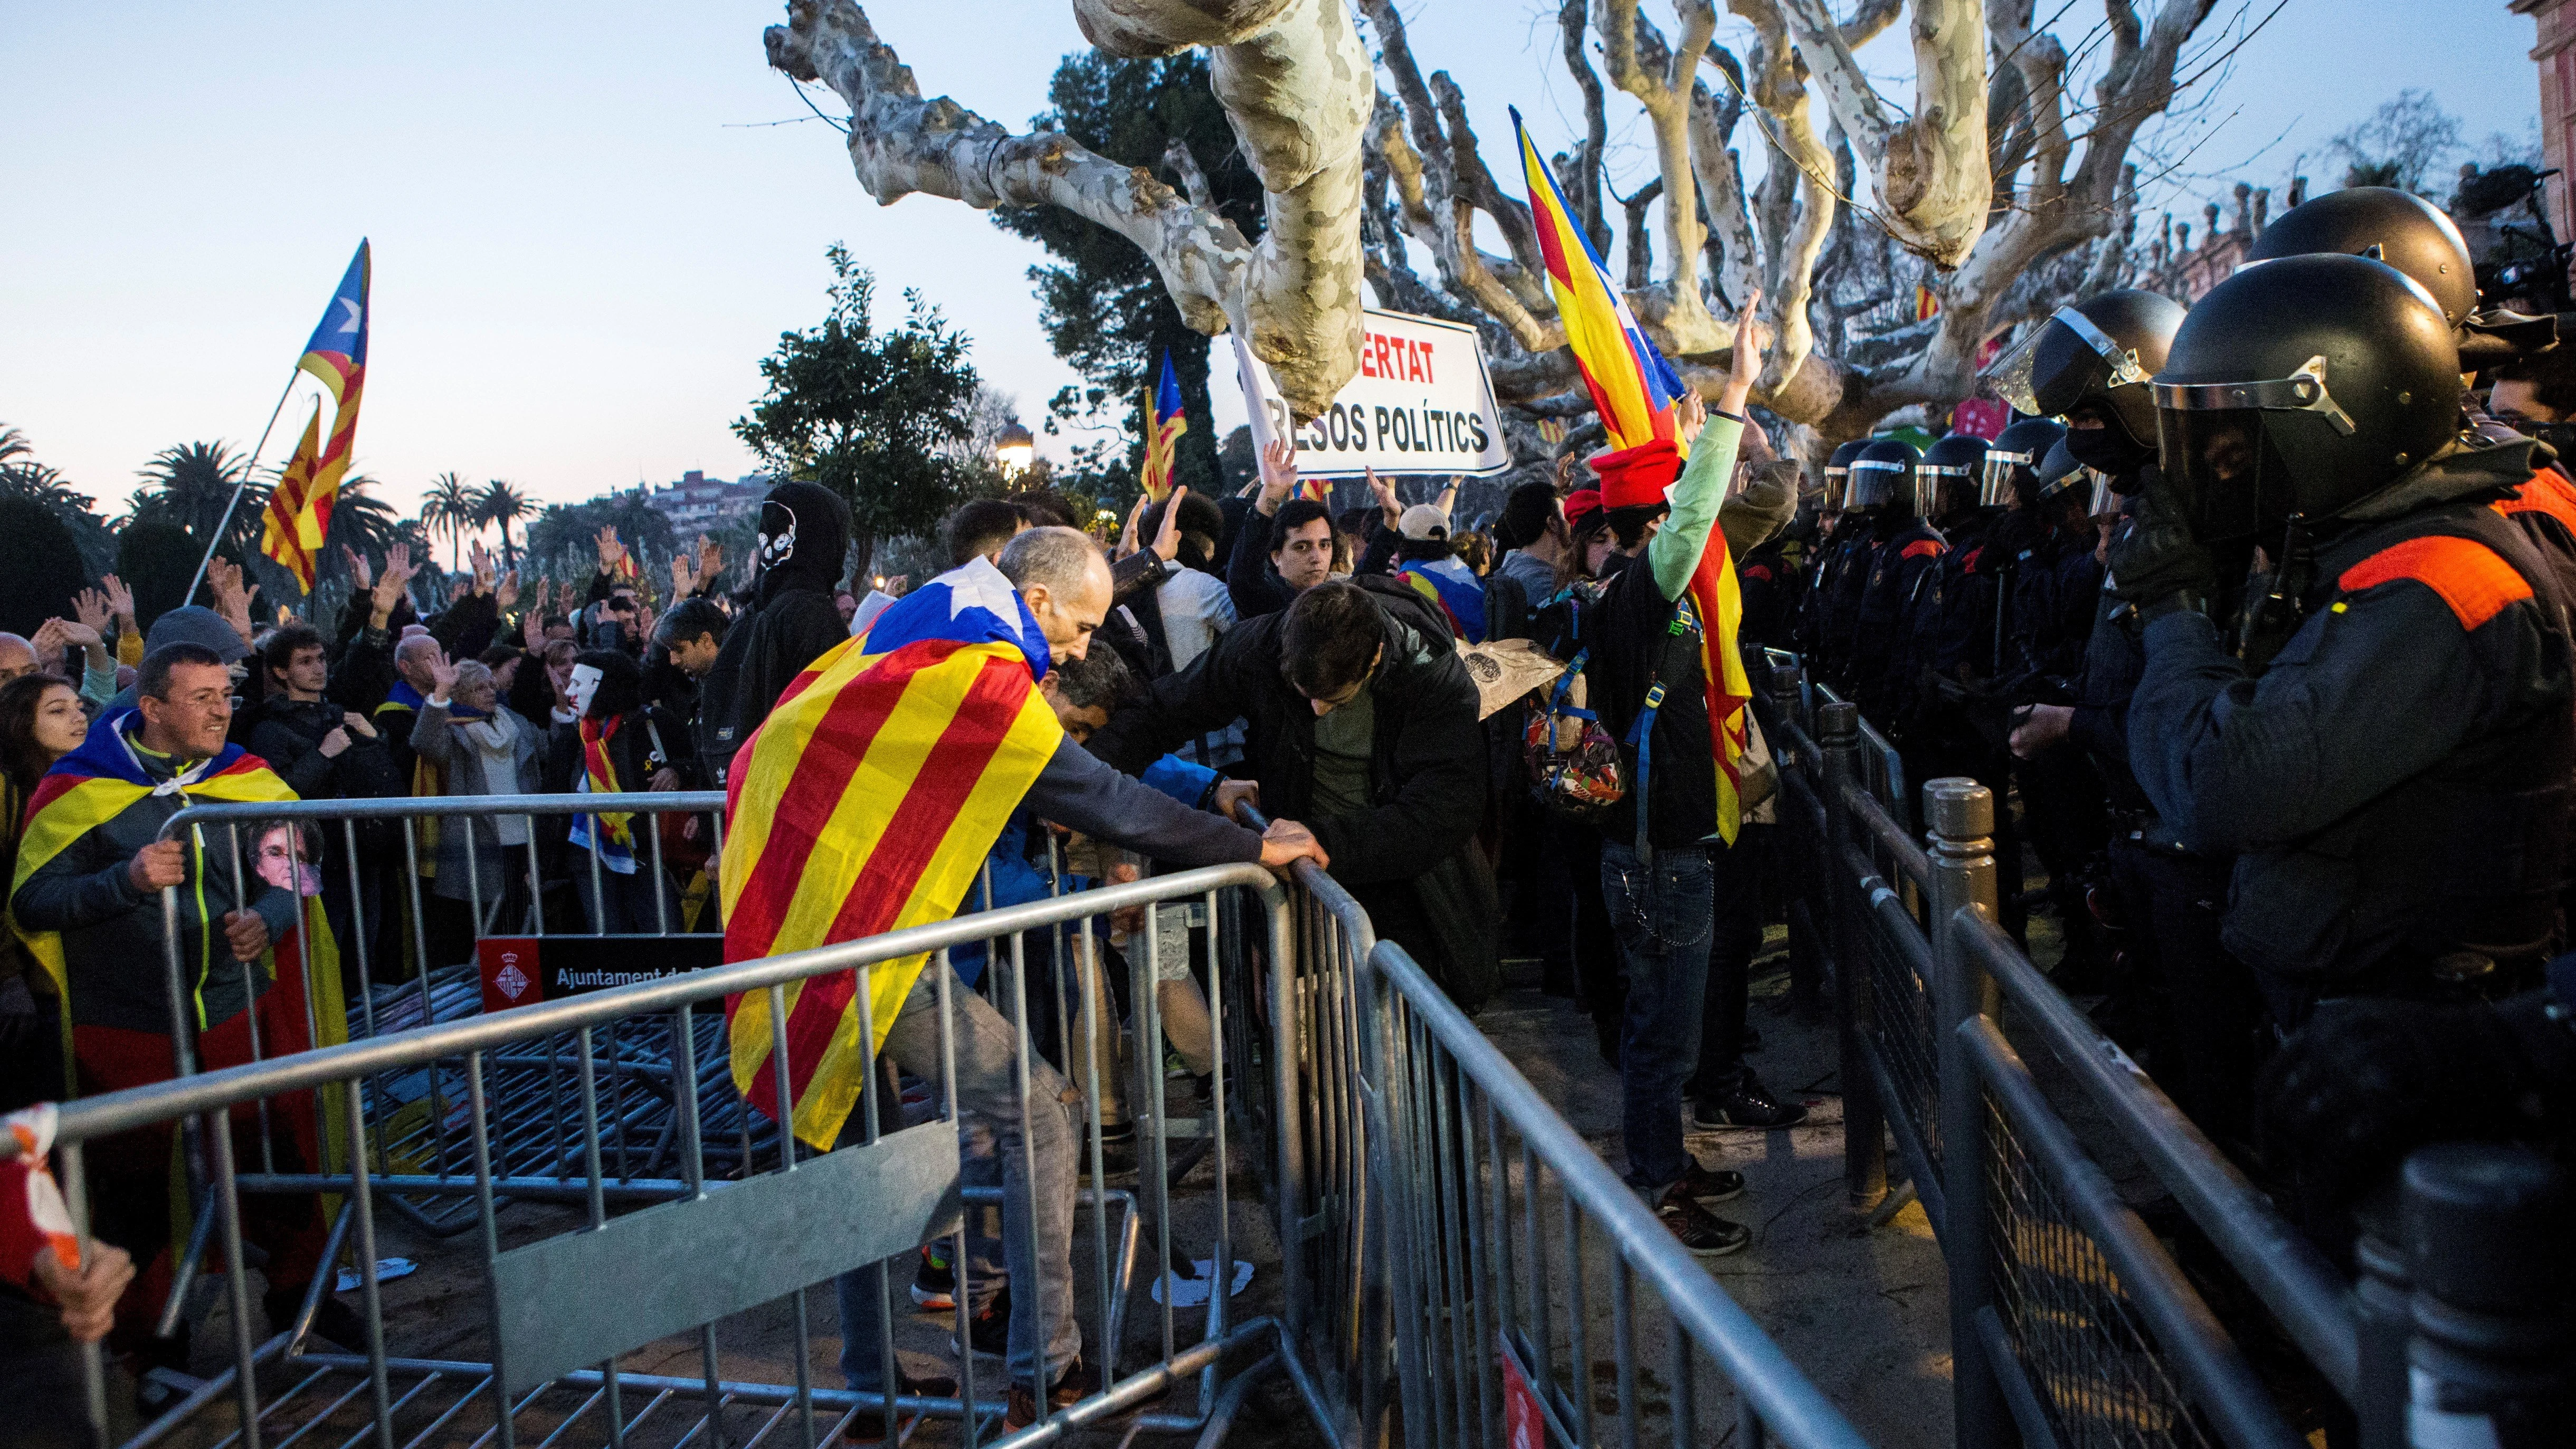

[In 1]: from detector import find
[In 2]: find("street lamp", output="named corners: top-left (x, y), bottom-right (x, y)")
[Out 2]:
top-left (995, 422), bottom-right (1037, 480)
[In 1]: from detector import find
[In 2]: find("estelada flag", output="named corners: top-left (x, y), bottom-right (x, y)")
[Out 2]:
top-left (1513, 109), bottom-right (1755, 844)
top-left (722, 556), bottom-right (1063, 1149)
top-left (1140, 350), bottom-right (1187, 503)
top-left (262, 240), bottom-right (370, 593)
top-left (1397, 555), bottom-right (1489, 642)
top-left (9, 710), bottom-right (351, 1143)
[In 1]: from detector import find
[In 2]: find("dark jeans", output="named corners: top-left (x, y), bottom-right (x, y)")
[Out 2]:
top-left (1693, 827), bottom-right (1769, 1098)
top-left (1600, 840), bottom-right (1712, 1194)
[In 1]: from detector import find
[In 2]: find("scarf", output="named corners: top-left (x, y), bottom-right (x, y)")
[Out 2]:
top-left (569, 714), bottom-right (637, 874)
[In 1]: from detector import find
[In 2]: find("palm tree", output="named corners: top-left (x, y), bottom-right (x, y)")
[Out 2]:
top-left (134, 440), bottom-right (261, 555)
top-left (0, 425), bottom-right (30, 468)
top-left (478, 480), bottom-right (532, 568)
top-left (422, 471), bottom-right (479, 570)
top-left (322, 474), bottom-right (407, 572)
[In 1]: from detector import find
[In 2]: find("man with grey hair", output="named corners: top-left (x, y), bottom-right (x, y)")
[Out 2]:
top-left (995, 525), bottom-right (1113, 663)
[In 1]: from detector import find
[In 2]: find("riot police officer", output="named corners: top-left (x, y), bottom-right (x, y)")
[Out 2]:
top-left (1849, 438), bottom-right (1938, 720)
top-left (2117, 253), bottom-right (2576, 1031)
top-left (1813, 437), bottom-right (1896, 679)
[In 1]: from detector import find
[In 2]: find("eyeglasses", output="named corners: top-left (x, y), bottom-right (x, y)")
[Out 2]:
top-left (607, 599), bottom-right (638, 615)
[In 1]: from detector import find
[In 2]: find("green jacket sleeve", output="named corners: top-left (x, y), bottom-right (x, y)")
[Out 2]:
top-left (1647, 415), bottom-right (1745, 602)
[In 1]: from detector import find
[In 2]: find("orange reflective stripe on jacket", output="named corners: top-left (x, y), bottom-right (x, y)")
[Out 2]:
top-left (2337, 535), bottom-right (2533, 632)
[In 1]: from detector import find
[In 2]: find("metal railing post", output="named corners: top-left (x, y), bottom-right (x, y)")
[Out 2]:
top-left (1818, 702), bottom-right (1885, 1205)
top-left (2353, 1196), bottom-right (2411, 1449)
top-left (2399, 1142), bottom-right (2574, 1447)
top-left (1926, 777), bottom-right (2005, 1449)
top-left (1766, 662), bottom-right (1822, 1014)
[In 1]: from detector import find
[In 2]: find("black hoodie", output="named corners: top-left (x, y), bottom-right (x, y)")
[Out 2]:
top-left (699, 481), bottom-right (851, 779)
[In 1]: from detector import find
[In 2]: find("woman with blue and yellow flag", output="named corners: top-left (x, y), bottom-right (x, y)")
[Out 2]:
top-left (9, 643), bottom-right (359, 1360)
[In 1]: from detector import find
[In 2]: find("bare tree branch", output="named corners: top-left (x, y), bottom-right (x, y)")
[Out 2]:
top-left (1773, 0), bottom-right (1992, 265)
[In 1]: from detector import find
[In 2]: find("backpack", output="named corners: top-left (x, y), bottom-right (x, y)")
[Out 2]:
top-left (1523, 649), bottom-right (1625, 821)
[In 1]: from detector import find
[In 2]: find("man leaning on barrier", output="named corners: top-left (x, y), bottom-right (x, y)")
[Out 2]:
top-left (718, 527), bottom-right (1327, 1432)
top-left (9, 642), bottom-right (367, 1389)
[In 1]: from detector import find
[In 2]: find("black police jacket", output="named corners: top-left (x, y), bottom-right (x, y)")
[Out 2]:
top-left (2130, 440), bottom-right (2576, 986)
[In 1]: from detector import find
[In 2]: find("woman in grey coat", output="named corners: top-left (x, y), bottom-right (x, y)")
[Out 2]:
top-left (410, 656), bottom-right (545, 942)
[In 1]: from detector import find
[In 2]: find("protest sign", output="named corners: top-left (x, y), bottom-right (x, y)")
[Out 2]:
top-left (1235, 309), bottom-right (1510, 478)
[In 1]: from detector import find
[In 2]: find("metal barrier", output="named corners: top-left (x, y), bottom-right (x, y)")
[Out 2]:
top-left (37, 846), bottom-right (1324, 1449)
top-left (1238, 808), bottom-right (1877, 1449)
top-left (1760, 659), bottom-right (2361, 1449)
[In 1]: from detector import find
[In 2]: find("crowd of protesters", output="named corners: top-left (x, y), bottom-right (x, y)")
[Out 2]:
top-left (20, 185), bottom-right (2576, 1444)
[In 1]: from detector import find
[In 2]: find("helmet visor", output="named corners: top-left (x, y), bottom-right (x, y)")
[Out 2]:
top-left (1980, 306), bottom-right (2153, 416)
top-left (1979, 449), bottom-right (2031, 507)
top-left (1821, 465), bottom-right (1849, 514)
top-left (1846, 458), bottom-right (1902, 510)
top-left (2086, 469), bottom-right (2119, 520)
top-left (2156, 407), bottom-right (2297, 544)
top-left (1915, 464), bottom-right (1969, 518)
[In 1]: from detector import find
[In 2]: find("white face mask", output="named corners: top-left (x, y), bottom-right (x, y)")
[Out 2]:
top-left (567, 663), bottom-right (603, 718)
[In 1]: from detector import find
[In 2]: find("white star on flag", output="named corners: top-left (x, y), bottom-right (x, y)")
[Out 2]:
top-left (336, 298), bottom-right (363, 333)
top-left (944, 557), bottom-right (1023, 627)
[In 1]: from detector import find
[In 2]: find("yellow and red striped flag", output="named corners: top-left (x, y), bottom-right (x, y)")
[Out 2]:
top-left (1140, 350), bottom-right (1187, 503)
top-left (1514, 109), bottom-right (1755, 843)
top-left (261, 241), bottom-right (369, 593)
top-left (722, 557), bottom-right (1064, 1149)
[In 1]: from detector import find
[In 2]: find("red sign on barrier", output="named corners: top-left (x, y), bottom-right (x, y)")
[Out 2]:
top-left (477, 936), bottom-right (726, 1014)
top-left (1499, 1336), bottom-right (1545, 1449)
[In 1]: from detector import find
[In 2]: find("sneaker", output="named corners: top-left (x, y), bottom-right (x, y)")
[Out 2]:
top-left (1654, 1185), bottom-right (1750, 1257)
top-left (1679, 1158), bottom-right (1746, 1205)
top-left (842, 1373), bottom-right (958, 1444)
top-left (1694, 1076), bottom-right (1808, 1130)
top-left (1005, 1357), bottom-right (1100, 1431)
top-left (948, 1287), bottom-right (1009, 1358)
top-left (910, 1244), bottom-right (956, 1312)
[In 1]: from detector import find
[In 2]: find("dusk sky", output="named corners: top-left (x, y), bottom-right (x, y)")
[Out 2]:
top-left (0, 1), bottom-right (2541, 523)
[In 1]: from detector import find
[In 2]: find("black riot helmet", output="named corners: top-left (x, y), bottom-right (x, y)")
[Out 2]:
top-left (2152, 253), bottom-right (2465, 542)
top-left (2246, 186), bottom-right (2476, 329)
top-left (2244, 183), bottom-right (2555, 363)
top-left (1821, 439), bottom-right (1868, 513)
top-left (1843, 437), bottom-right (1919, 512)
top-left (1985, 417), bottom-right (2066, 505)
top-left (1917, 433), bottom-right (1990, 518)
top-left (1983, 290), bottom-right (2188, 469)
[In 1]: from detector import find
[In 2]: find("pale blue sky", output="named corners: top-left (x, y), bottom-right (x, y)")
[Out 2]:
top-left (0, 1), bottom-right (2541, 521)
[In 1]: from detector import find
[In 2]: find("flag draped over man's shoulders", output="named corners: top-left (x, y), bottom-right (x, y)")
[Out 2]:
top-left (1514, 110), bottom-right (1755, 844)
top-left (723, 557), bottom-right (1064, 1149)
top-left (1398, 555), bottom-right (1490, 642)
top-left (9, 709), bottom-right (346, 1113)
top-left (1142, 350), bottom-right (1187, 503)
top-left (262, 240), bottom-right (370, 594)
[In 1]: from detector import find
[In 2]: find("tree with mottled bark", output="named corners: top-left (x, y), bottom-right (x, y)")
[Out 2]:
top-left (767, 0), bottom-right (2232, 461)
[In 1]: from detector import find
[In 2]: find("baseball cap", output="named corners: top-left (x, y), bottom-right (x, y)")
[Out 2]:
top-left (1398, 503), bottom-right (1452, 540)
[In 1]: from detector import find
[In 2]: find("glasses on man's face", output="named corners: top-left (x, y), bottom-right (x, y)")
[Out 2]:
top-left (608, 599), bottom-right (637, 615)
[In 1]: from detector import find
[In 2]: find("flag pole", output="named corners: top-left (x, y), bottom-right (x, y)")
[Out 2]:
top-left (182, 365), bottom-right (304, 606)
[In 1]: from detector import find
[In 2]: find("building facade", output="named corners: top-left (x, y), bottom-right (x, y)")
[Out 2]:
top-left (646, 470), bottom-right (769, 534)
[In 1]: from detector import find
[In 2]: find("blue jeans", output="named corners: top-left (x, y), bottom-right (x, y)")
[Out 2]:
top-left (1600, 840), bottom-right (1713, 1194)
top-left (835, 962), bottom-right (1080, 1394)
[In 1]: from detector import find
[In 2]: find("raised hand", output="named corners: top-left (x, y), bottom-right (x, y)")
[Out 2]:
top-left (206, 559), bottom-right (254, 645)
top-left (496, 568), bottom-right (519, 614)
top-left (50, 617), bottom-right (102, 654)
top-left (29, 618), bottom-right (64, 662)
top-left (99, 574), bottom-right (136, 630)
top-left (1367, 467), bottom-right (1400, 526)
top-left (469, 540), bottom-right (496, 594)
top-left (594, 525), bottom-right (625, 575)
top-left (695, 535), bottom-right (724, 590)
top-left (340, 546), bottom-right (372, 592)
top-left (670, 549), bottom-right (697, 599)
top-left (427, 649), bottom-right (460, 700)
top-left (1256, 437), bottom-right (1299, 516)
top-left (71, 588), bottom-right (111, 636)
top-left (371, 543), bottom-right (417, 623)
top-left (1117, 493), bottom-right (1147, 561)
top-left (1720, 288), bottom-right (1769, 416)
top-left (1151, 484), bottom-right (1190, 563)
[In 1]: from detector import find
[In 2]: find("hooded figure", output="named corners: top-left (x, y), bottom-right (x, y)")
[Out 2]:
top-left (699, 481), bottom-right (852, 780)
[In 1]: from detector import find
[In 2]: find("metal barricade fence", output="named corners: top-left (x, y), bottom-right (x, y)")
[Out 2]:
top-left (33, 858), bottom-right (1334, 1449)
top-left (1234, 808), bottom-right (1877, 1449)
top-left (1758, 656), bottom-right (2366, 1449)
